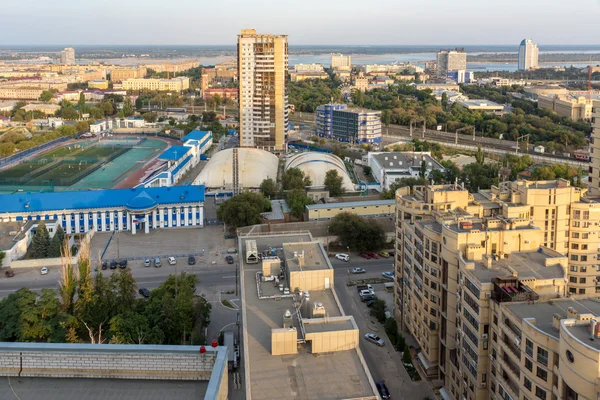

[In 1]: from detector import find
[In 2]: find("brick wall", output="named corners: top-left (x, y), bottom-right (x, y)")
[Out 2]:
top-left (0, 343), bottom-right (219, 381)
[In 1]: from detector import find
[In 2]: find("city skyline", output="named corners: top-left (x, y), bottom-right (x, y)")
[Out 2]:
top-left (2, 0), bottom-right (600, 46)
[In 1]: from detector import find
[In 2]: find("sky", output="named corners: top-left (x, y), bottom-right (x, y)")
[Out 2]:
top-left (3, 0), bottom-right (600, 46)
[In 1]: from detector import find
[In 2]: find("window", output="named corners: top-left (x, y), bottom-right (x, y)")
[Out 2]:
top-left (537, 347), bottom-right (548, 366)
top-left (572, 232), bottom-right (580, 239)
top-left (535, 387), bottom-right (547, 400)
top-left (526, 339), bottom-right (534, 356)
top-left (580, 278), bottom-right (587, 284)
top-left (580, 288), bottom-right (586, 294)
top-left (570, 266), bottom-right (578, 272)
top-left (525, 358), bottom-right (533, 371)
top-left (569, 277), bottom-right (577, 283)
top-left (581, 255), bottom-right (588, 262)
top-left (569, 287), bottom-right (577, 294)
top-left (571, 255), bottom-right (579, 261)
top-left (524, 377), bottom-right (532, 391)
top-left (572, 243), bottom-right (579, 250)
top-left (581, 266), bottom-right (587, 272)
top-left (536, 367), bottom-right (548, 381)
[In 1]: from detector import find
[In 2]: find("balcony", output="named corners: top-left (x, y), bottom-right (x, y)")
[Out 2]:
top-left (502, 321), bottom-right (522, 343)
top-left (491, 277), bottom-right (539, 303)
top-left (500, 337), bottom-right (521, 361)
top-left (498, 373), bottom-right (519, 400)
top-left (499, 354), bottom-right (520, 383)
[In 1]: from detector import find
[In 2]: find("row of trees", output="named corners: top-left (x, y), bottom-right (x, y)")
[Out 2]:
top-left (29, 222), bottom-right (66, 259)
top-left (329, 213), bottom-right (387, 252)
top-left (0, 125), bottom-right (78, 157)
top-left (0, 242), bottom-right (210, 345)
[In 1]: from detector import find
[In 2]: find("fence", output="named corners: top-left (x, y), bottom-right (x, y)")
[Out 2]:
top-left (0, 136), bottom-right (71, 168)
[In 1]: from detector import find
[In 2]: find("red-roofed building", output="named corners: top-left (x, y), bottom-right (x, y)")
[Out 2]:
top-left (203, 88), bottom-right (238, 100)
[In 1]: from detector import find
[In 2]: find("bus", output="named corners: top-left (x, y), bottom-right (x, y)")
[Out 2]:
top-left (245, 239), bottom-right (258, 264)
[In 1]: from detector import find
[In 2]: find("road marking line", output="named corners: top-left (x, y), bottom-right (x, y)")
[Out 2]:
top-left (222, 276), bottom-right (236, 278)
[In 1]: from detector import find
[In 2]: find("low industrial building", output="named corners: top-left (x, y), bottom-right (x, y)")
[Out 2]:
top-left (315, 104), bottom-right (382, 144)
top-left (202, 88), bottom-right (238, 100)
top-left (238, 232), bottom-right (378, 400)
top-left (0, 185), bottom-right (205, 235)
top-left (193, 148), bottom-right (278, 190)
top-left (141, 130), bottom-right (213, 188)
top-left (368, 151), bottom-right (445, 191)
top-left (285, 152), bottom-right (355, 191)
top-left (457, 99), bottom-right (505, 113)
top-left (305, 199), bottom-right (396, 221)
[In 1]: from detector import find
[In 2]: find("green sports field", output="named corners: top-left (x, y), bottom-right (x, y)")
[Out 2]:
top-left (0, 138), bottom-right (167, 192)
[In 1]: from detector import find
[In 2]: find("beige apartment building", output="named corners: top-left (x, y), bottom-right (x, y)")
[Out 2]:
top-left (121, 77), bottom-right (190, 92)
top-left (110, 67), bottom-right (147, 82)
top-left (538, 94), bottom-right (595, 121)
top-left (590, 104), bottom-right (600, 196)
top-left (394, 180), bottom-right (600, 400)
top-left (0, 87), bottom-right (44, 100)
top-left (238, 29), bottom-right (289, 151)
top-left (331, 54), bottom-right (351, 69)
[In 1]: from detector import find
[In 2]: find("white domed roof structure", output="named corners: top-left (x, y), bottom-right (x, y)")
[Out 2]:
top-left (285, 152), bottom-right (355, 190)
top-left (193, 148), bottom-right (278, 189)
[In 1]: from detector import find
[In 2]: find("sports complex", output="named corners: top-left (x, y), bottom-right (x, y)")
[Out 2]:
top-left (0, 137), bottom-right (169, 193)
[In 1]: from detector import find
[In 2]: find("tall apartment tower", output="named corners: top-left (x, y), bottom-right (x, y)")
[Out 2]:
top-left (60, 47), bottom-right (75, 65)
top-left (331, 54), bottom-right (352, 69)
top-left (436, 49), bottom-right (467, 77)
top-left (518, 39), bottom-right (539, 71)
top-left (237, 29), bottom-right (289, 151)
top-left (590, 104), bottom-right (600, 196)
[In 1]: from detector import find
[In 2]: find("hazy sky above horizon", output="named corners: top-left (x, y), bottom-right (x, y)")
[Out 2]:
top-left (3, 0), bottom-right (600, 46)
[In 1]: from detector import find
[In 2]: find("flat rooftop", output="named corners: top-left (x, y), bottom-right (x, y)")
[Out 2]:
top-left (417, 219), bottom-right (442, 235)
top-left (305, 199), bottom-right (395, 210)
top-left (284, 242), bottom-right (330, 272)
top-left (303, 318), bottom-right (356, 334)
top-left (446, 221), bottom-right (537, 233)
top-left (467, 250), bottom-right (565, 283)
top-left (0, 221), bottom-right (31, 251)
top-left (504, 298), bottom-right (600, 344)
top-left (240, 233), bottom-right (376, 400)
top-left (0, 377), bottom-right (207, 400)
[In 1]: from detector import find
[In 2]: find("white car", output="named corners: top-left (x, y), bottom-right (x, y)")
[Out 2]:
top-left (364, 333), bottom-right (385, 346)
top-left (335, 253), bottom-right (350, 262)
top-left (168, 257), bottom-right (177, 265)
top-left (40, 267), bottom-right (49, 275)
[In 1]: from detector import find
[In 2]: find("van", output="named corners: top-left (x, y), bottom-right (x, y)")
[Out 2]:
top-left (154, 257), bottom-right (162, 268)
top-left (335, 253), bottom-right (350, 262)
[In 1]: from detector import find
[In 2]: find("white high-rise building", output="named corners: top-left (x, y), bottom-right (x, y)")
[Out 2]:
top-left (237, 29), bottom-right (289, 151)
top-left (60, 47), bottom-right (75, 65)
top-left (331, 54), bottom-right (351, 69)
top-left (518, 39), bottom-right (539, 71)
top-left (436, 49), bottom-right (467, 76)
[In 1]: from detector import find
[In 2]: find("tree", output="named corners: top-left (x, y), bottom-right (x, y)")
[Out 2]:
top-left (216, 192), bottom-right (271, 229)
top-left (110, 269), bottom-right (137, 315)
top-left (282, 168), bottom-right (312, 190)
top-left (260, 178), bottom-right (277, 198)
top-left (0, 251), bottom-right (5, 267)
top-left (419, 160), bottom-right (427, 179)
top-left (381, 177), bottom-right (425, 199)
top-left (40, 90), bottom-right (54, 102)
top-left (109, 311), bottom-right (163, 345)
top-left (285, 189), bottom-right (314, 219)
top-left (441, 160), bottom-right (460, 183)
top-left (30, 221), bottom-right (50, 258)
top-left (49, 225), bottom-right (65, 258)
top-left (475, 144), bottom-right (485, 165)
top-left (75, 120), bottom-right (90, 133)
top-left (60, 106), bottom-right (78, 120)
top-left (78, 92), bottom-right (86, 110)
top-left (441, 92), bottom-right (449, 109)
top-left (98, 101), bottom-right (114, 116)
top-left (362, 166), bottom-right (372, 177)
top-left (141, 112), bottom-right (158, 123)
top-left (324, 170), bottom-right (345, 197)
top-left (329, 213), bottom-right (387, 252)
top-left (123, 97), bottom-right (134, 117)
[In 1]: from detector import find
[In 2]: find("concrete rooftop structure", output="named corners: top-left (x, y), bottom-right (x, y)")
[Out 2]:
top-left (239, 232), bottom-right (378, 400)
top-left (466, 250), bottom-right (566, 283)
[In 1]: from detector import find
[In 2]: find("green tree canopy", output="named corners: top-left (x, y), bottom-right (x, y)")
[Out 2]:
top-left (49, 225), bottom-right (65, 258)
top-left (259, 178), bottom-right (277, 198)
top-left (30, 222), bottom-right (50, 258)
top-left (382, 177), bottom-right (426, 199)
top-left (329, 213), bottom-right (387, 252)
top-left (123, 97), bottom-right (134, 117)
top-left (40, 90), bottom-right (54, 102)
top-left (216, 192), bottom-right (271, 229)
top-left (324, 170), bottom-right (345, 197)
top-left (285, 189), bottom-right (314, 219)
top-left (282, 168), bottom-right (312, 190)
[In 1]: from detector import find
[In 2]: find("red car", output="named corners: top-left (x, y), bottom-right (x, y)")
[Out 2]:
top-left (367, 252), bottom-right (380, 259)
top-left (359, 253), bottom-right (372, 259)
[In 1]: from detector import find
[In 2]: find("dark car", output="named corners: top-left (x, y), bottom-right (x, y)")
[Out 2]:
top-left (109, 260), bottom-right (117, 269)
top-left (188, 255), bottom-right (196, 265)
top-left (359, 253), bottom-right (372, 259)
top-left (376, 381), bottom-right (390, 399)
top-left (138, 288), bottom-right (150, 298)
top-left (365, 299), bottom-right (375, 307)
top-left (119, 259), bottom-right (128, 268)
top-left (5, 270), bottom-right (14, 278)
top-left (225, 255), bottom-right (234, 264)
top-left (360, 293), bottom-right (376, 302)
top-left (101, 261), bottom-right (108, 270)
top-left (367, 252), bottom-right (380, 259)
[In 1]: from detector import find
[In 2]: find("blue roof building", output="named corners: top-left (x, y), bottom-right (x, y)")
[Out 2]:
top-left (182, 130), bottom-right (212, 142)
top-left (158, 146), bottom-right (192, 161)
top-left (0, 185), bottom-right (206, 235)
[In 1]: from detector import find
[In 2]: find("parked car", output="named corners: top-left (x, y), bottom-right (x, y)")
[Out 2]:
top-left (388, 251), bottom-right (395, 257)
top-left (359, 253), bottom-right (372, 259)
top-left (154, 257), bottom-right (162, 268)
top-left (364, 333), bottom-right (385, 347)
top-left (379, 251), bottom-right (390, 258)
top-left (335, 253), bottom-right (350, 262)
top-left (144, 259), bottom-right (151, 267)
top-left (138, 288), bottom-right (150, 298)
top-left (188, 255), bottom-right (196, 265)
top-left (119, 259), bottom-right (127, 268)
top-left (351, 267), bottom-right (366, 274)
top-left (5, 270), bottom-right (14, 278)
top-left (365, 299), bottom-right (375, 307)
top-left (382, 271), bottom-right (394, 280)
top-left (225, 255), bottom-right (234, 264)
top-left (168, 257), bottom-right (177, 265)
top-left (376, 381), bottom-right (390, 399)
top-left (367, 252), bottom-right (380, 259)
top-left (40, 267), bottom-right (49, 275)
top-left (360, 293), bottom-right (376, 302)
top-left (109, 260), bottom-right (117, 269)
top-left (101, 261), bottom-right (108, 270)
top-left (356, 284), bottom-right (374, 294)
